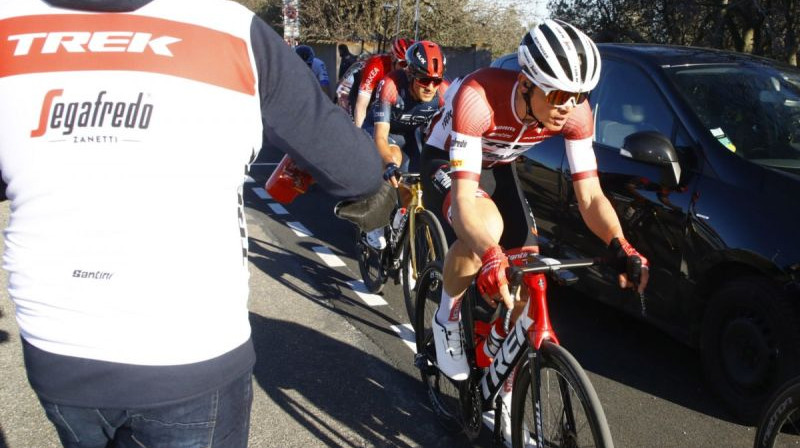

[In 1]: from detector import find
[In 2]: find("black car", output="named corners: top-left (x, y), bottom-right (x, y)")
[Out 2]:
top-left (492, 44), bottom-right (800, 423)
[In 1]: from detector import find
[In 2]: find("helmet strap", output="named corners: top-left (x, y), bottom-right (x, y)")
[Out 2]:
top-left (520, 83), bottom-right (543, 128)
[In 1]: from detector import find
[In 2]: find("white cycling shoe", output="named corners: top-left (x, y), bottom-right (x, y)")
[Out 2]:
top-left (364, 227), bottom-right (386, 250)
top-left (432, 314), bottom-right (469, 380)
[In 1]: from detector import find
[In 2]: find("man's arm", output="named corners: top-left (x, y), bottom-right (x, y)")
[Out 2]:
top-left (353, 92), bottom-right (371, 128)
top-left (573, 176), bottom-right (649, 290)
top-left (250, 17), bottom-right (381, 199)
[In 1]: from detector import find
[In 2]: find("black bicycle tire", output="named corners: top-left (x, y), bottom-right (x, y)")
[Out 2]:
top-left (510, 342), bottom-right (614, 448)
top-left (402, 209), bottom-right (448, 326)
top-left (414, 261), bottom-right (462, 432)
top-left (754, 376), bottom-right (800, 448)
top-left (355, 227), bottom-right (385, 293)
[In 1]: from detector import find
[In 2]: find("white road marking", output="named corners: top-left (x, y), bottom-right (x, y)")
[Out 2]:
top-left (312, 246), bottom-right (345, 267)
top-left (252, 187), bottom-right (270, 200)
top-left (268, 203), bottom-right (289, 215)
top-left (390, 323), bottom-right (417, 353)
top-left (286, 221), bottom-right (312, 237)
top-left (348, 280), bottom-right (388, 306)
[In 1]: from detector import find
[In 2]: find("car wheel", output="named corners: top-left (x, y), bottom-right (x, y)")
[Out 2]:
top-left (700, 277), bottom-right (800, 424)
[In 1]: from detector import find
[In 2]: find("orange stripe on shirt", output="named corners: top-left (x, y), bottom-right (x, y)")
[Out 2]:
top-left (0, 14), bottom-right (255, 95)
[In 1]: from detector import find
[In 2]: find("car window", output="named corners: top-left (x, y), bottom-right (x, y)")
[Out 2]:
top-left (593, 59), bottom-right (678, 149)
top-left (666, 64), bottom-right (800, 170)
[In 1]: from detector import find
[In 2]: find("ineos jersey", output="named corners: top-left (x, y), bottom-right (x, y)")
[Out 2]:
top-left (426, 68), bottom-right (597, 181)
top-left (368, 69), bottom-right (449, 134)
top-left (0, 0), bottom-right (381, 407)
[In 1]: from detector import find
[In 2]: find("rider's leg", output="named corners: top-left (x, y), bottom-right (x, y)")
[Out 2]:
top-left (436, 196), bottom-right (503, 322)
top-left (433, 197), bottom-right (503, 380)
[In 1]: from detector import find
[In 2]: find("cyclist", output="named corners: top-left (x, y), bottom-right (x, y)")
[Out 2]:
top-left (295, 44), bottom-right (331, 97)
top-left (421, 19), bottom-right (650, 381)
top-left (353, 38), bottom-right (414, 127)
top-left (362, 41), bottom-right (450, 250)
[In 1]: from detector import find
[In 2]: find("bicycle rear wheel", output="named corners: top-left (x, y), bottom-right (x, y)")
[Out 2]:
top-left (511, 343), bottom-right (614, 448)
top-left (414, 262), bottom-right (461, 432)
top-left (356, 228), bottom-right (385, 293)
top-left (754, 376), bottom-right (800, 448)
top-left (403, 209), bottom-right (448, 324)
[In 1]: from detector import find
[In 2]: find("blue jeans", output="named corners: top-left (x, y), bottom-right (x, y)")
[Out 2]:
top-left (40, 370), bottom-right (253, 448)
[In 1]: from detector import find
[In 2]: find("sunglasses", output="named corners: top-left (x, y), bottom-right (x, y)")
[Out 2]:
top-left (541, 87), bottom-right (589, 108)
top-left (414, 76), bottom-right (443, 87)
top-left (395, 59), bottom-right (408, 69)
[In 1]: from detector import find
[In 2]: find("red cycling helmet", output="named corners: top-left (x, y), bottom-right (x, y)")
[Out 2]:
top-left (392, 38), bottom-right (414, 62)
top-left (405, 41), bottom-right (446, 79)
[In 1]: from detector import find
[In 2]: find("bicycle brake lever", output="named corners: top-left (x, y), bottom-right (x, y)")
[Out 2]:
top-left (629, 256), bottom-right (647, 317)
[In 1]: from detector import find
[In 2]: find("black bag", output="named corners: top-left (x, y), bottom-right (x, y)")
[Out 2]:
top-left (334, 182), bottom-right (396, 231)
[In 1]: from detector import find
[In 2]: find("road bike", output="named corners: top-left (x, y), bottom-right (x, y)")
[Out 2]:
top-left (356, 172), bottom-right (447, 321)
top-left (414, 252), bottom-right (617, 447)
top-left (754, 375), bottom-right (800, 448)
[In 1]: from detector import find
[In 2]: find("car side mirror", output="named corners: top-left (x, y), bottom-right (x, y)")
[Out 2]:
top-left (621, 131), bottom-right (681, 189)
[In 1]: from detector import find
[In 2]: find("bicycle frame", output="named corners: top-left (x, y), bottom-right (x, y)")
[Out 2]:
top-left (469, 256), bottom-right (597, 407)
top-left (403, 176), bottom-right (427, 282)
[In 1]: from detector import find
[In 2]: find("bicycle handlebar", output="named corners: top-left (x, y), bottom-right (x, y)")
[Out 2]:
top-left (498, 255), bottom-right (647, 332)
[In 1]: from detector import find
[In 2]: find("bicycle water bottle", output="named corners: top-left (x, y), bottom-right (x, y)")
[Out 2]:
top-left (391, 207), bottom-right (408, 232)
top-left (475, 316), bottom-right (508, 368)
top-left (265, 154), bottom-right (314, 204)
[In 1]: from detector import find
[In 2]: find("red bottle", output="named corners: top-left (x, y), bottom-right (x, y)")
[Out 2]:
top-left (475, 317), bottom-right (508, 368)
top-left (264, 154), bottom-right (314, 204)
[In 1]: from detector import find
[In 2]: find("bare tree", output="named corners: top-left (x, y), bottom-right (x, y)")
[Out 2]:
top-left (549, 0), bottom-right (800, 64)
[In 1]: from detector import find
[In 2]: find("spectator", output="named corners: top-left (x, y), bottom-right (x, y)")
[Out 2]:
top-left (0, 0), bottom-right (384, 447)
top-left (338, 43), bottom-right (357, 80)
top-left (295, 44), bottom-right (331, 98)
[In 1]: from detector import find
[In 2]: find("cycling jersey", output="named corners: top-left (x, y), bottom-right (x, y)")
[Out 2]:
top-left (0, 0), bottom-right (381, 407)
top-left (369, 70), bottom-right (449, 134)
top-left (426, 68), bottom-right (597, 181)
top-left (358, 53), bottom-right (393, 99)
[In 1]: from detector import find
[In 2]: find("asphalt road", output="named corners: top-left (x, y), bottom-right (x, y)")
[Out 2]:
top-left (0, 154), bottom-right (760, 447)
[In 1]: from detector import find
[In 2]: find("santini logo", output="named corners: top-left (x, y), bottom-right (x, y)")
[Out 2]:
top-left (8, 32), bottom-right (181, 56)
top-left (31, 90), bottom-right (154, 137)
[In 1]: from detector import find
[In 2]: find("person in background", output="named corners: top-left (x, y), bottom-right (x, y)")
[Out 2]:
top-left (352, 38), bottom-right (414, 128)
top-left (361, 40), bottom-right (450, 249)
top-left (337, 43), bottom-right (357, 81)
top-left (0, 0), bottom-right (383, 447)
top-left (295, 44), bottom-right (331, 98)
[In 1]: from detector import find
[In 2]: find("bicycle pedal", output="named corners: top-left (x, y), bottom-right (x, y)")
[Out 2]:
top-left (414, 353), bottom-right (436, 374)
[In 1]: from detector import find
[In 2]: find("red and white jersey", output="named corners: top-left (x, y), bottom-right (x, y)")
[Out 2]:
top-left (426, 68), bottom-right (597, 181)
top-left (358, 53), bottom-right (393, 98)
top-left (0, 0), bottom-right (381, 368)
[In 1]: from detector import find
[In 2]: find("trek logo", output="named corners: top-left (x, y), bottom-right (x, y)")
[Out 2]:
top-left (480, 312), bottom-right (533, 400)
top-left (8, 32), bottom-right (181, 57)
top-left (31, 90), bottom-right (154, 137)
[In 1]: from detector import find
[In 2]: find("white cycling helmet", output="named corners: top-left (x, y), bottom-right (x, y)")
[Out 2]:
top-left (517, 19), bottom-right (601, 93)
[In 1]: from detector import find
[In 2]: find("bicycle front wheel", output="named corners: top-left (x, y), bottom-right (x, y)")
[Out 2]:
top-left (511, 343), bottom-right (614, 448)
top-left (356, 228), bottom-right (385, 293)
top-left (754, 376), bottom-right (800, 448)
top-left (402, 209), bottom-right (447, 324)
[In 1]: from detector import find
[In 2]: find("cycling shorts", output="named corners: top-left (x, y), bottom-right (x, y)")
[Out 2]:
top-left (420, 144), bottom-right (539, 249)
